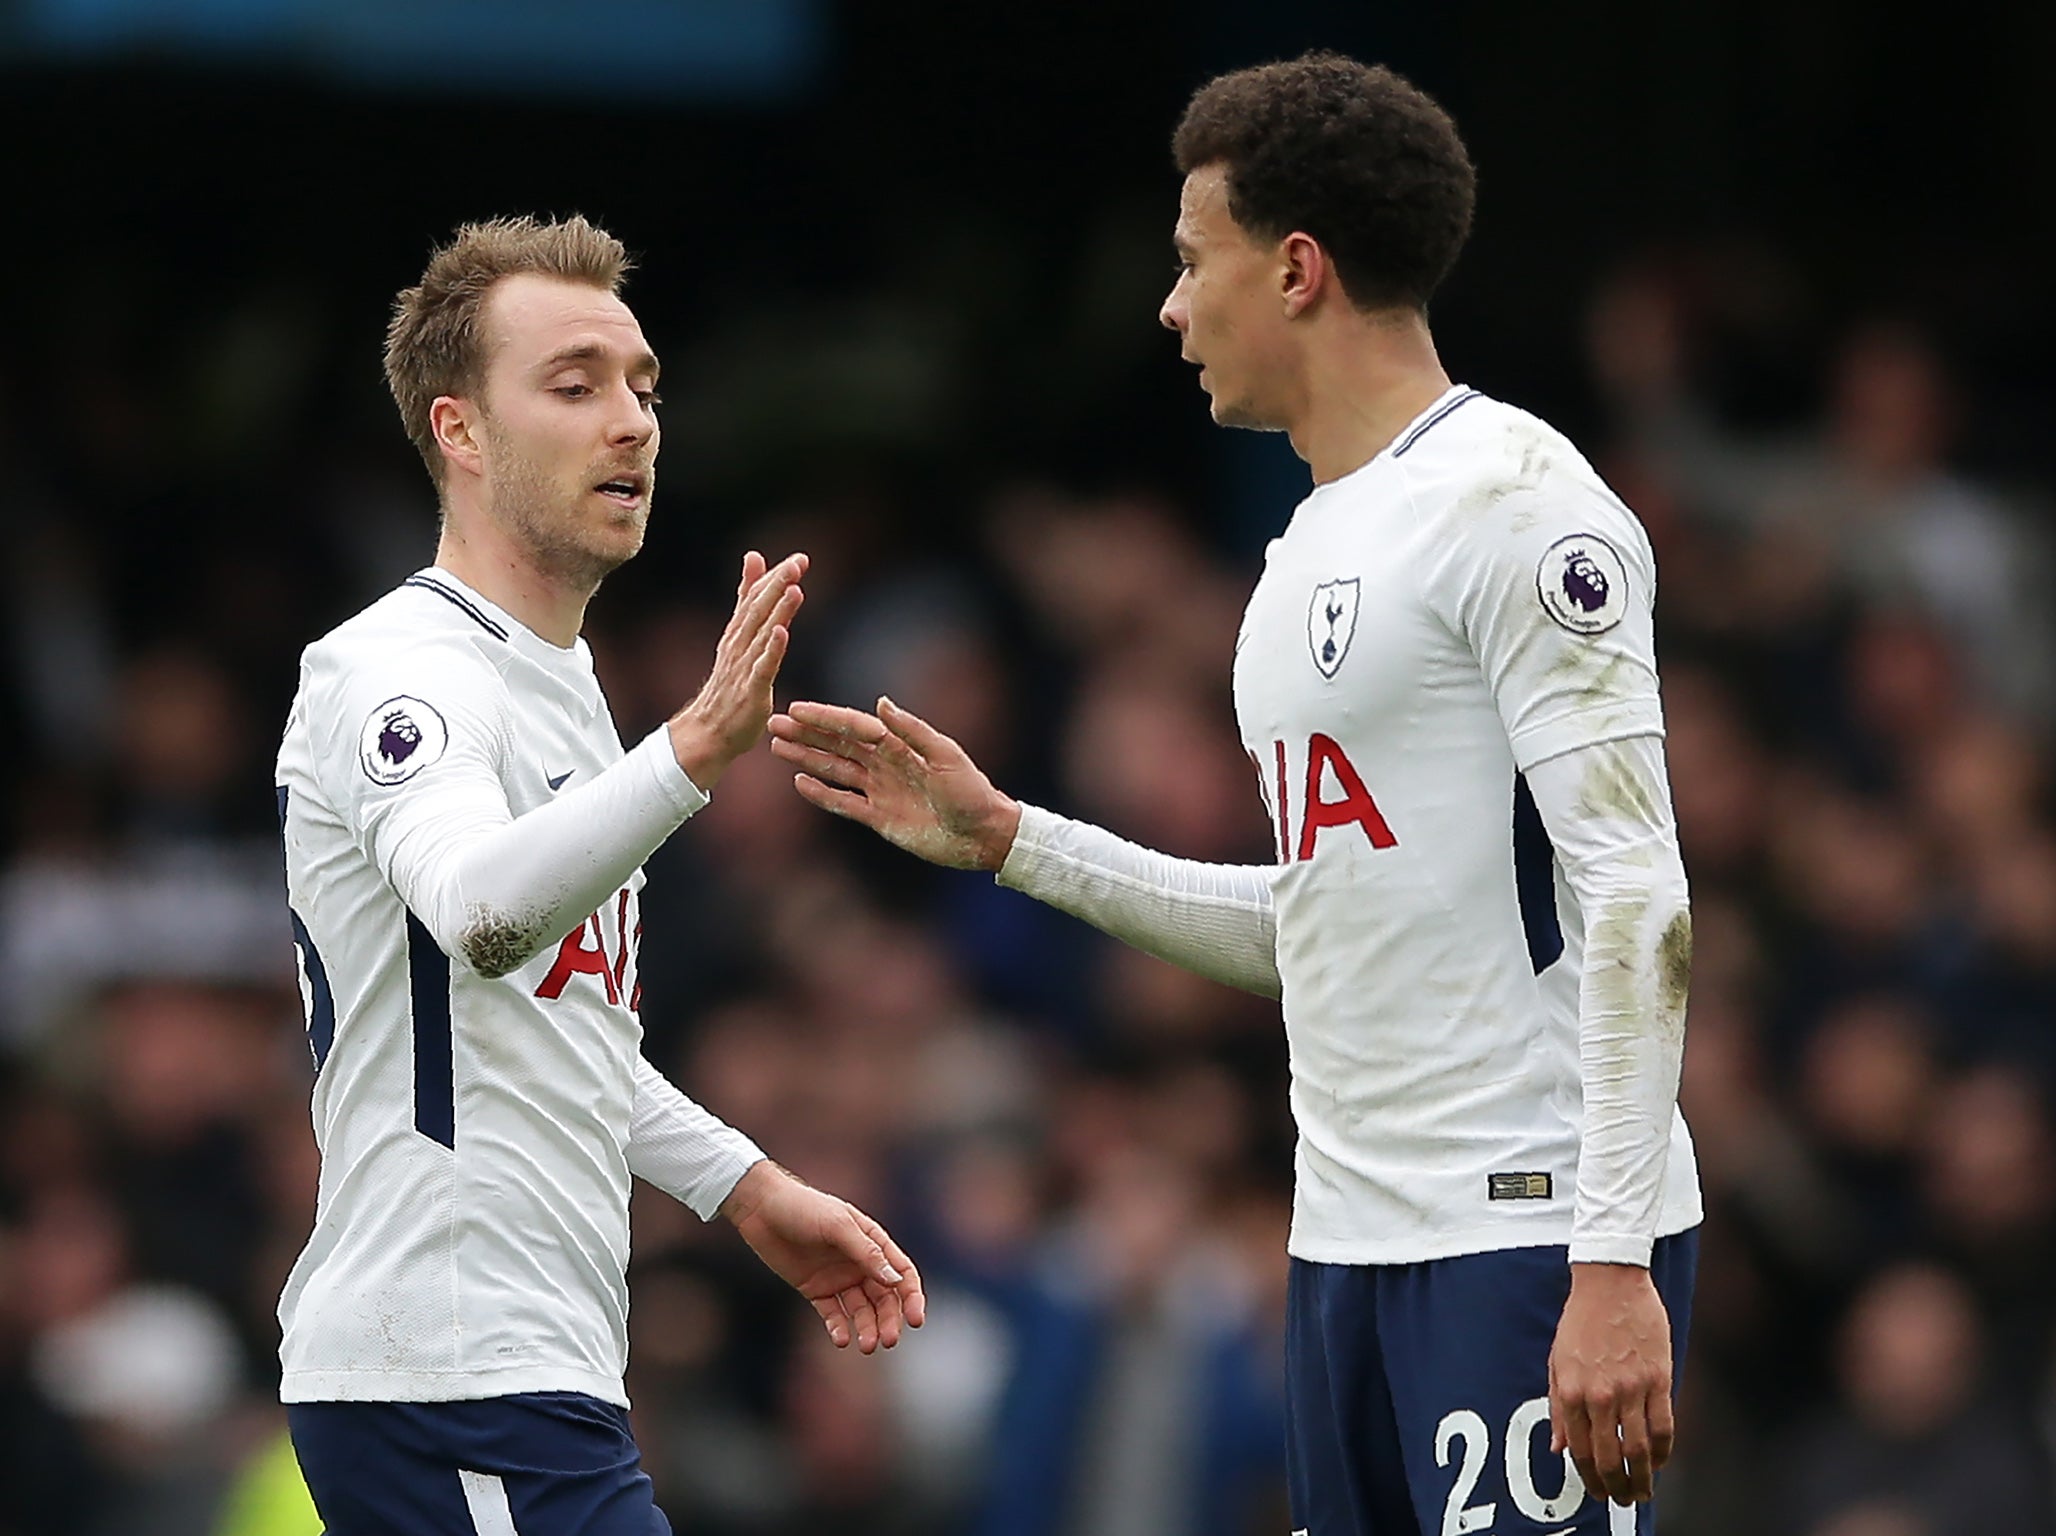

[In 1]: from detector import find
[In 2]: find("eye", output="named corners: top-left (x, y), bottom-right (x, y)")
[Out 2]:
top-left (636, 390), bottom-right (662, 408)
top-left (554, 384), bottom-right (593, 399)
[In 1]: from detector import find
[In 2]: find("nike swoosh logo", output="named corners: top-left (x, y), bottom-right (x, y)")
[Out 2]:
top-left (547, 769), bottom-right (575, 791)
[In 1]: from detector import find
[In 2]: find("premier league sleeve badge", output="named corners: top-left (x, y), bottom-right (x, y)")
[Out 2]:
top-left (357, 695), bottom-right (450, 786)
top-left (1535, 534), bottom-right (1629, 635)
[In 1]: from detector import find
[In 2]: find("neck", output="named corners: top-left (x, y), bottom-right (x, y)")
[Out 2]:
top-left (433, 502), bottom-right (590, 648)
top-left (1284, 308), bottom-right (1453, 484)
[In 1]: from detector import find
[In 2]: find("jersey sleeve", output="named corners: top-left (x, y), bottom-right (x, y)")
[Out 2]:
top-left (1524, 734), bottom-right (1691, 1265)
top-left (1410, 467), bottom-right (1665, 771)
top-left (301, 632), bottom-right (520, 919)
top-left (627, 1054), bottom-right (765, 1219)
top-left (996, 804), bottom-right (1281, 998)
top-left (299, 633), bottom-right (707, 977)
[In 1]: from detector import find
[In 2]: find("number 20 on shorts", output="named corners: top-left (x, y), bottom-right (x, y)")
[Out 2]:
top-left (1436, 1396), bottom-right (1586, 1535)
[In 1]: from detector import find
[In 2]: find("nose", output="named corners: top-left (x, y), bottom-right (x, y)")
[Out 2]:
top-left (1159, 277), bottom-right (1188, 334)
top-left (607, 382), bottom-right (654, 448)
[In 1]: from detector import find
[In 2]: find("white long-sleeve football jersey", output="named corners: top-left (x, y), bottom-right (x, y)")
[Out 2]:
top-left (999, 386), bottom-right (1701, 1269)
top-left (1235, 386), bottom-right (1700, 1265)
top-left (274, 569), bottom-right (762, 1408)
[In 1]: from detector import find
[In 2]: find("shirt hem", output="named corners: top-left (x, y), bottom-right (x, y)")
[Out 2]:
top-left (280, 1364), bottom-right (628, 1408)
top-left (1286, 1207), bottom-right (1699, 1267)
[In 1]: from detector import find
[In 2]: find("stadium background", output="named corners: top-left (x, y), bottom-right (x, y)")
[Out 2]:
top-left (4, 2), bottom-right (2055, 1532)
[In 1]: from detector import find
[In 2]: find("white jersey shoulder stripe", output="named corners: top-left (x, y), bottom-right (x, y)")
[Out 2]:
top-left (1390, 387), bottom-right (1481, 457)
top-left (401, 574), bottom-right (509, 641)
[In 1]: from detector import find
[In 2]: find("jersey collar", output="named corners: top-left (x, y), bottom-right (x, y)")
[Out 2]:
top-left (408, 567), bottom-right (597, 679)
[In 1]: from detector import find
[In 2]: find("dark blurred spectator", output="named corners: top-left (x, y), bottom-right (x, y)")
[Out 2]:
top-left (1783, 1263), bottom-right (2056, 1536)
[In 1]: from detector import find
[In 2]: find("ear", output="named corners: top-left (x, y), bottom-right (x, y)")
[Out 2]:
top-left (1279, 231), bottom-right (1330, 320)
top-left (430, 395), bottom-right (485, 482)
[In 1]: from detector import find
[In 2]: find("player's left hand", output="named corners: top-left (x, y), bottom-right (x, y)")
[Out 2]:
top-left (720, 1161), bottom-right (925, 1355)
top-left (1548, 1261), bottom-right (1674, 1507)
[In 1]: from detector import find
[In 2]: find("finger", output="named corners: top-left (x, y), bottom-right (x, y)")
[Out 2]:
top-left (866, 1278), bottom-right (905, 1349)
top-left (716, 551), bottom-right (773, 658)
top-left (784, 700), bottom-right (890, 744)
top-left (737, 553), bottom-right (808, 619)
top-left (1588, 1400), bottom-right (1632, 1506)
top-left (838, 1285), bottom-right (880, 1355)
top-left (852, 1213), bottom-right (923, 1321)
top-left (769, 737), bottom-right (869, 790)
top-left (1648, 1374), bottom-right (1676, 1473)
top-left (741, 592), bottom-right (804, 678)
top-left (769, 715), bottom-right (879, 761)
top-left (824, 1212), bottom-right (903, 1287)
top-left (736, 563), bottom-right (804, 640)
top-left (810, 1293), bottom-right (852, 1350)
top-left (725, 553), bottom-right (805, 647)
top-left (1555, 1394), bottom-right (1605, 1505)
top-left (1618, 1396), bottom-right (1655, 1504)
top-left (753, 585), bottom-right (806, 648)
top-left (877, 695), bottom-right (962, 763)
top-left (746, 625), bottom-right (791, 693)
top-left (735, 588), bottom-right (800, 673)
top-left (792, 773), bottom-right (882, 826)
top-left (768, 723), bottom-right (871, 764)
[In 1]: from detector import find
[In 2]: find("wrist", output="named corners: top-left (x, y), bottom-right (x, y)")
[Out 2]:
top-left (717, 1157), bottom-right (780, 1225)
top-left (1569, 1259), bottom-right (1653, 1291)
top-left (978, 795), bottom-right (1023, 872)
top-left (668, 713), bottom-right (732, 791)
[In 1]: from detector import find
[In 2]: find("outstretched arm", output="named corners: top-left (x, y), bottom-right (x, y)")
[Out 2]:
top-left (319, 553), bottom-right (805, 977)
top-left (769, 698), bottom-right (1280, 997)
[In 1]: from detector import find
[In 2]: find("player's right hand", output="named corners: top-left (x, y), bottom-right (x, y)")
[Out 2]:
top-left (768, 697), bottom-right (1021, 871)
top-left (669, 550), bottom-right (807, 790)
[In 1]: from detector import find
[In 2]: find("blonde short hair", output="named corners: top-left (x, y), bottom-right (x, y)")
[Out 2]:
top-left (384, 214), bottom-right (631, 486)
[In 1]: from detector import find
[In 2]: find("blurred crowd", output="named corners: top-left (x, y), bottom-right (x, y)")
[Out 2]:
top-left (0, 237), bottom-right (2053, 1536)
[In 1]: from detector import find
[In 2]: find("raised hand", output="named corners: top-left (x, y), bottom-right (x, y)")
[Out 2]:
top-left (720, 1161), bottom-right (926, 1355)
top-left (768, 696), bottom-right (1020, 871)
top-left (669, 550), bottom-right (807, 790)
top-left (1549, 1262), bottom-right (1676, 1507)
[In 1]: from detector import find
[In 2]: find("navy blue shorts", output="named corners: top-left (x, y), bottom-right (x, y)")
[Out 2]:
top-left (288, 1391), bottom-right (668, 1536)
top-left (1285, 1230), bottom-right (1698, 1536)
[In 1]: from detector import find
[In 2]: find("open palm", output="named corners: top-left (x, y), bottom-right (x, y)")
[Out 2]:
top-left (768, 697), bottom-right (1018, 871)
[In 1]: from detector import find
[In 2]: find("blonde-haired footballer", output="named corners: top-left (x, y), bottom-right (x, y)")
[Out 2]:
top-left (276, 215), bottom-right (923, 1536)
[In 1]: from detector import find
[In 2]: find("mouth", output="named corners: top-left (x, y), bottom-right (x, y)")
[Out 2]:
top-left (592, 472), bottom-right (649, 509)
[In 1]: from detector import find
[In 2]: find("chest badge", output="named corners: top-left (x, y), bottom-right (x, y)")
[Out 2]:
top-left (1307, 578), bottom-right (1361, 679)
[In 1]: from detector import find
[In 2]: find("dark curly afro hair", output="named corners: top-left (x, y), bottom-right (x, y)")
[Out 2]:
top-left (1173, 52), bottom-right (1476, 313)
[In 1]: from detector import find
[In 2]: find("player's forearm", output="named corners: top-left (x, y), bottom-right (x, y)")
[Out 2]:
top-left (997, 803), bottom-right (1282, 997)
top-left (1566, 866), bottom-right (1689, 1263)
top-left (1525, 735), bottom-right (1690, 1265)
top-left (397, 729), bottom-right (707, 977)
top-left (627, 1054), bottom-right (766, 1219)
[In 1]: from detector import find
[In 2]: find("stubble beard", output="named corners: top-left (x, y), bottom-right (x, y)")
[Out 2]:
top-left (490, 444), bottom-right (646, 594)
top-left (1212, 393), bottom-right (1286, 433)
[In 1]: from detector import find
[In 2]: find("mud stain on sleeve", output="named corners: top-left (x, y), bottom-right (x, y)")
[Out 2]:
top-left (459, 908), bottom-right (550, 979)
top-left (1575, 744), bottom-right (1664, 826)
top-left (1657, 910), bottom-right (1692, 1020)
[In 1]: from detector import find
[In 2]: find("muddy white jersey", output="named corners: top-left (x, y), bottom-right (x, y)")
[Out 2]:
top-left (1234, 387), bottom-right (1701, 1264)
top-left (274, 569), bottom-right (759, 1407)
